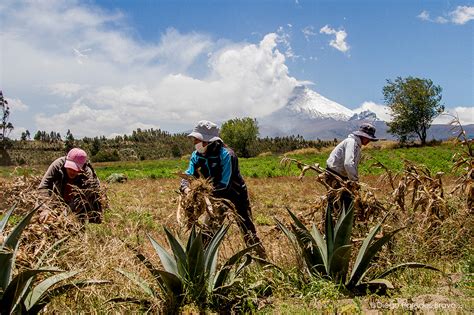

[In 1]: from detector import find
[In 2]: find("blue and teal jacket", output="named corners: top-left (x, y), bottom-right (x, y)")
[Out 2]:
top-left (181, 141), bottom-right (247, 200)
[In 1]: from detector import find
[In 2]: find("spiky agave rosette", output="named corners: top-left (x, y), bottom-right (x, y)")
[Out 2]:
top-left (0, 175), bottom-right (107, 267)
top-left (177, 177), bottom-right (236, 237)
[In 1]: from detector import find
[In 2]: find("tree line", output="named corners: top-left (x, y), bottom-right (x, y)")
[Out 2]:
top-left (1, 75), bottom-right (446, 165)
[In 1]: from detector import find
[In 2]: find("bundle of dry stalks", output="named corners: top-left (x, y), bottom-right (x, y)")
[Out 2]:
top-left (176, 177), bottom-right (236, 236)
top-left (280, 157), bottom-right (386, 223)
top-left (0, 175), bottom-right (107, 267)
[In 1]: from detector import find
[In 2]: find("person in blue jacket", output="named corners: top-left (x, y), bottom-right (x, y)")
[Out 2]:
top-left (181, 120), bottom-right (266, 258)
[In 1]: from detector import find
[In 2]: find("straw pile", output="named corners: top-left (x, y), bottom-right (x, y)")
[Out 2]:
top-left (0, 175), bottom-right (106, 267)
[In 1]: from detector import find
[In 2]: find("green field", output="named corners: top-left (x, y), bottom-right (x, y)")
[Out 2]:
top-left (0, 141), bottom-right (462, 180)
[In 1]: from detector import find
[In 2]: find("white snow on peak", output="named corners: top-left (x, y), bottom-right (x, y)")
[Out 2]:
top-left (286, 85), bottom-right (354, 121)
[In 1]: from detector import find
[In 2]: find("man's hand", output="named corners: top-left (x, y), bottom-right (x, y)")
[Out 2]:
top-left (183, 187), bottom-right (191, 195)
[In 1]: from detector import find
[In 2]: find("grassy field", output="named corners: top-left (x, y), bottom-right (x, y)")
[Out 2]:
top-left (0, 141), bottom-right (472, 313)
top-left (1, 141), bottom-right (461, 180)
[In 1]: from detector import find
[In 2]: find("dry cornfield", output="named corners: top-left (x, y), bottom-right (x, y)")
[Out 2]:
top-left (0, 165), bottom-right (472, 312)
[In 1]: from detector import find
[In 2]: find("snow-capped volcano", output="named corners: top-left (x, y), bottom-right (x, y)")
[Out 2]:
top-left (258, 85), bottom-right (382, 139)
top-left (285, 85), bottom-right (354, 121)
top-left (257, 85), bottom-right (472, 140)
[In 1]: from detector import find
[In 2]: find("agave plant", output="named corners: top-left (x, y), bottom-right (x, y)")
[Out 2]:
top-left (115, 224), bottom-right (256, 312)
top-left (276, 204), bottom-right (440, 294)
top-left (0, 204), bottom-right (108, 314)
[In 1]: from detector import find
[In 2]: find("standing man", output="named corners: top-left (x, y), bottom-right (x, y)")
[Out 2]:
top-left (38, 148), bottom-right (103, 223)
top-left (325, 123), bottom-right (379, 211)
top-left (181, 120), bottom-right (266, 258)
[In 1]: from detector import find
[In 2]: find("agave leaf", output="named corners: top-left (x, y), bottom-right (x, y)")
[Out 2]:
top-left (24, 270), bottom-right (81, 310)
top-left (334, 205), bottom-right (354, 250)
top-left (28, 279), bottom-right (110, 314)
top-left (0, 251), bottom-right (13, 292)
top-left (328, 245), bottom-right (352, 283)
top-left (204, 224), bottom-right (230, 277)
top-left (3, 204), bottom-right (42, 251)
top-left (127, 247), bottom-right (165, 290)
top-left (365, 279), bottom-right (394, 289)
top-left (310, 224), bottom-right (327, 271)
top-left (285, 208), bottom-right (309, 235)
top-left (276, 217), bottom-right (312, 269)
top-left (0, 268), bottom-right (60, 314)
top-left (187, 231), bottom-right (205, 283)
top-left (349, 227), bottom-right (405, 287)
top-left (349, 213), bottom-right (389, 282)
top-left (285, 208), bottom-right (326, 270)
top-left (186, 225), bottom-right (197, 253)
top-left (0, 204), bottom-right (15, 236)
top-left (156, 269), bottom-right (183, 298)
top-left (233, 254), bottom-right (253, 278)
top-left (147, 234), bottom-right (178, 275)
top-left (375, 262), bottom-right (442, 279)
top-left (116, 269), bottom-right (155, 298)
top-left (213, 245), bottom-right (256, 291)
top-left (275, 218), bottom-right (296, 244)
top-left (163, 227), bottom-right (187, 276)
top-left (291, 223), bottom-right (324, 276)
top-left (1, 204), bottom-right (43, 296)
top-left (325, 204), bottom-right (334, 263)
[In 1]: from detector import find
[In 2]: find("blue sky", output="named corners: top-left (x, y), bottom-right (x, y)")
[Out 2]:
top-left (1, 0), bottom-right (472, 138)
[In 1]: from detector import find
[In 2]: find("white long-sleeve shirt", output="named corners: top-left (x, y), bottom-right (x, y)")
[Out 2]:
top-left (326, 134), bottom-right (361, 181)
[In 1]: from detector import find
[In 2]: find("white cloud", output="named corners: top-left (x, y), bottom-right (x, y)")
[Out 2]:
top-left (276, 25), bottom-right (298, 60)
top-left (302, 26), bottom-right (317, 41)
top-left (434, 107), bottom-right (474, 125)
top-left (354, 101), bottom-right (474, 126)
top-left (49, 83), bottom-right (84, 98)
top-left (417, 10), bottom-right (430, 21)
top-left (1, 1), bottom-right (300, 138)
top-left (5, 98), bottom-right (29, 112)
top-left (319, 25), bottom-right (350, 53)
top-left (418, 6), bottom-right (474, 25)
top-left (450, 6), bottom-right (474, 24)
top-left (353, 101), bottom-right (392, 122)
top-left (435, 16), bottom-right (449, 24)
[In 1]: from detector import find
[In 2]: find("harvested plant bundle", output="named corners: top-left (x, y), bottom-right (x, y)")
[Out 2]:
top-left (280, 157), bottom-right (386, 223)
top-left (0, 175), bottom-right (107, 267)
top-left (177, 177), bottom-right (236, 236)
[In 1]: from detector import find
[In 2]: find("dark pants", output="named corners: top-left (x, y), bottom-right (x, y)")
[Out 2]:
top-left (228, 187), bottom-right (267, 259)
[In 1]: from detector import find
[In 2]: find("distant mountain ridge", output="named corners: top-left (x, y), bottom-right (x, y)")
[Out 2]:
top-left (258, 85), bottom-right (472, 140)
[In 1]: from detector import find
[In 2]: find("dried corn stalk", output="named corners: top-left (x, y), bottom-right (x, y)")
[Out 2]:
top-left (374, 159), bottom-right (447, 221)
top-left (280, 157), bottom-right (386, 222)
top-left (449, 115), bottom-right (473, 212)
top-left (177, 177), bottom-right (236, 237)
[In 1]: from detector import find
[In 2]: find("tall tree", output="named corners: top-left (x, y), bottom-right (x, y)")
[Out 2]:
top-left (0, 91), bottom-right (14, 148)
top-left (220, 117), bottom-right (259, 158)
top-left (64, 129), bottom-right (75, 152)
top-left (383, 76), bottom-right (444, 145)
